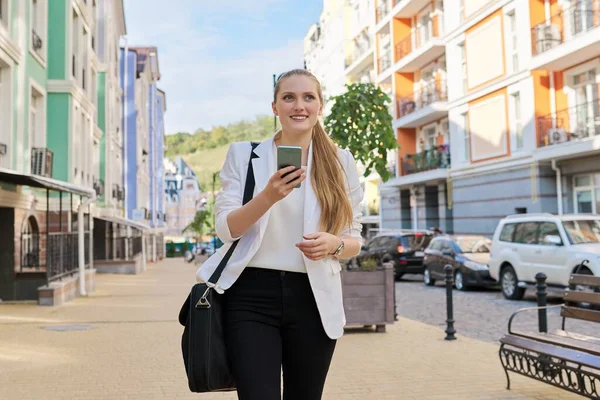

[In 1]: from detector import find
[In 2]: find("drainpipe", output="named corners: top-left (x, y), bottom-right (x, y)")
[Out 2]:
top-left (78, 193), bottom-right (97, 296)
top-left (123, 36), bottom-right (129, 218)
top-left (552, 159), bottom-right (563, 215)
top-left (544, 0), bottom-right (557, 129)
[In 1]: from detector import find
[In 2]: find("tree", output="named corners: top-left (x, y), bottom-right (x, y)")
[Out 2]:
top-left (325, 83), bottom-right (398, 182)
top-left (183, 205), bottom-right (214, 242)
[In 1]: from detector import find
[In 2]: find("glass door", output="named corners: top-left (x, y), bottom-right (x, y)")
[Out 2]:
top-left (572, 69), bottom-right (599, 138)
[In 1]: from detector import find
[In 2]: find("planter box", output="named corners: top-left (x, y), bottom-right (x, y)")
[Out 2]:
top-left (341, 262), bottom-right (395, 332)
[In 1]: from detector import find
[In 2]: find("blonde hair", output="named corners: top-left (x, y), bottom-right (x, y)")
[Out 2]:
top-left (274, 69), bottom-right (353, 236)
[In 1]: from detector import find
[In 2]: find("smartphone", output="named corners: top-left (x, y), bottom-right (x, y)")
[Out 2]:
top-left (277, 146), bottom-right (302, 189)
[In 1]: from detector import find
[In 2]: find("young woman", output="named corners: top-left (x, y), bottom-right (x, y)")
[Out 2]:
top-left (197, 69), bottom-right (364, 400)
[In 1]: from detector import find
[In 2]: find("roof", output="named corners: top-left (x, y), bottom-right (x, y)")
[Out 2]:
top-left (0, 168), bottom-right (96, 198)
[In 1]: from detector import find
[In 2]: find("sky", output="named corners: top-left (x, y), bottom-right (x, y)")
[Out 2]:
top-left (123, 0), bottom-right (323, 134)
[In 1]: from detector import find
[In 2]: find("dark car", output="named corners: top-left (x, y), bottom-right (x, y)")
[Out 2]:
top-left (355, 231), bottom-right (434, 280)
top-left (423, 235), bottom-right (497, 290)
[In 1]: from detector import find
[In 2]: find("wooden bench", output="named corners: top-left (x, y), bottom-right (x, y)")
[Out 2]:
top-left (499, 272), bottom-right (600, 399)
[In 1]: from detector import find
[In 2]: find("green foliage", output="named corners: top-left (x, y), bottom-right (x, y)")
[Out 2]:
top-left (165, 116), bottom-right (276, 158)
top-left (325, 83), bottom-right (398, 181)
top-left (360, 257), bottom-right (379, 271)
top-left (183, 204), bottom-right (214, 239)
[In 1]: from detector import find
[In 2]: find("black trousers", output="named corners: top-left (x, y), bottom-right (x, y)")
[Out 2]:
top-left (224, 267), bottom-right (337, 400)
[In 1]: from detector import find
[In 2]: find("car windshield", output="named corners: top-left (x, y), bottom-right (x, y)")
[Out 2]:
top-left (562, 220), bottom-right (600, 244)
top-left (455, 237), bottom-right (491, 253)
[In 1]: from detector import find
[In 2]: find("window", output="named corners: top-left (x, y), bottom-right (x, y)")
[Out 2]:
top-left (72, 10), bottom-right (79, 79)
top-left (21, 216), bottom-right (40, 270)
top-left (505, 11), bottom-right (518, 73)
top-left (538, 222), bottom-right (562, 245)
top-left (499, 223), bottom-right (516, 242)
top-left (0, 0), bottom-right (9, 30)
top-left (461, 112), bottom-right (470, 162)
top-left (458, 42), bottom-right (467, 94)
top-left (510, 92), bottom-right (523, 151)
top-left (513, 222), bottom-right (540, 244)
top-left (73, 106), bottom-right (80, 181)
top-left (563, 219), bottom-right (600, 244)
top-left (0, 62), bottom-right (9, 169)
top-left (424, 126), bottom-right (437, 150)
top-left (571, 68), bottom-right (600, 138)
top-left (574, 173), bottom-right (600, 214)
top-left (30, 85), bottom-right (45, 150)
top-left (82, 27), bottom-right (88, 90)
top-left (30, 0), bottom-right (47, 63)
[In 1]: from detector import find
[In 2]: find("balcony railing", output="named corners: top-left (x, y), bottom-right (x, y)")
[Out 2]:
top-left (376, 1), bottom-right (390, 23)
top-left (537, 100), bottom-right (600, 147)
top-left (531, 0), bottom-right (600, 56)
top-left (395, 17), bottom-right (443, 61)
top-left (396, 79), bottom-right (448, 118)
top-left (377, 52), bottom-right (392, 73)
top-left (401, 145), bottom-right (450, 176)
top-left (345, 40), bottom-right (372, 68)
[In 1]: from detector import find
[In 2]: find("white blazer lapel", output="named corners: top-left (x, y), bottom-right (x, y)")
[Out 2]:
top-left (250, 136), bottom-right (275, 240)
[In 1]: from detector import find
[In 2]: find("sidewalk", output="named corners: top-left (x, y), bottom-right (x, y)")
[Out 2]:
top-left (0, 258), bottom-right (580, 400)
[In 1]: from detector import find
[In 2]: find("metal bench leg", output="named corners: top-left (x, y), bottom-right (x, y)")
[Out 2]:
top-left (499, 344), bottom-right (511, 390)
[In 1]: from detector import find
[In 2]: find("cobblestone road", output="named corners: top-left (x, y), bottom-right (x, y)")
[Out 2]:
top-left (395, 274), bottom-right (598, 343)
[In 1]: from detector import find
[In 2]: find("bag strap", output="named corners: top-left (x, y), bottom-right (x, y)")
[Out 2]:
top-left (207, 141), bottom-right (260, 285)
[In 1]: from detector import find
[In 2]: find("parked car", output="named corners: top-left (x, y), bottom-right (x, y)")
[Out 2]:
top-left (354, 230), bottom-right (433, 279)
top-left (423, 235), bottom-right (496, 290)
top-left (489, 213), bottom-right (600, 300)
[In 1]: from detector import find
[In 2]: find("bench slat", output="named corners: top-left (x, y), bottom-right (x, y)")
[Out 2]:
top-left (570, 274), bottom-right (600, 289)
top-left (500, 334), bottom-right (600, 370)
top-left (511, 330), bottom-right (600, 357)
top-left (564, 290), bottom-right (600, 306)
top-left (561, 306), bottom-right (600, 323)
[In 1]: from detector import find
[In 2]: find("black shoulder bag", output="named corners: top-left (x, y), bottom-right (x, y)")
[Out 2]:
top-left (178, 142), bottom-right (259, 393)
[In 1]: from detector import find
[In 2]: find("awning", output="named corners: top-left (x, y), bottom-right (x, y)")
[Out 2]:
top-left (95, 215), bottom-right (150, 231)
top-left (0, 168), bottom-right (96, 198)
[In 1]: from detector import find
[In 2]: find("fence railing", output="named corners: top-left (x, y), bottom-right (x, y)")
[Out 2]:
top-left (395, 16), bottom-right (443, 62)
top-left (396, 79), bottom-right (448, 118)
top-left (537, 100), bottom-right (600, 147)
top-left (376, 1), bottom-right (390, 23)
top-left (531, 0), bottom-right (600, 56)
top-left (47, 232), bottom-right (89, 283)
top-left (401, 145), bottom-right (451, 176)
top-left (378, 52), bottom-right (392, 73)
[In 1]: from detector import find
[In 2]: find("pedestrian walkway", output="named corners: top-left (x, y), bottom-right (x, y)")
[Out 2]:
top-left (0, 259), bottom-right (580, 400)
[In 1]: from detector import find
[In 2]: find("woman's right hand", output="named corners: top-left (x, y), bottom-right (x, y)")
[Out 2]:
top-left (262, 166), bottom-right (306, 205)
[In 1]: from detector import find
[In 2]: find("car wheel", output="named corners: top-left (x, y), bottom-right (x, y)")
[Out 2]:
top-left (423, 267), bottom-right (435, 286)
top-left (500, 265), bottom-right (525, 300)
top-left (454, 270), bottom-right (467, 291)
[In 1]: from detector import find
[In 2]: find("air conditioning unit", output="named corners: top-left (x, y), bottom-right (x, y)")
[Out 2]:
top-left (112, 184), bottom-right (118, 199)
top-left (536, 24), bottom-right (561, 53)
top-left (117, 187), bottom-right (125, 201)
top-left (93, 179), bottom-right (104, 196)
top-left (0, 142), bottom-right (7, 155)
top-left (547, 127), bottom-right (568, 144)
top-left (163, 213), bottom-right (167, 222)
top-left (31, 148), bottom-right (53, 177)
top-left (142, 208), bottom-right (150, 220)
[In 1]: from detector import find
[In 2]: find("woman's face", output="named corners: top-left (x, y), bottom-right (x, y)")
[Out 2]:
top-left (272, 75), bottom-right (323, 136)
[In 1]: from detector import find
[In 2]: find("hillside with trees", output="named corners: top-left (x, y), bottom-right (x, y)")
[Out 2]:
top-left (165, 116), bottom-right (277, 191)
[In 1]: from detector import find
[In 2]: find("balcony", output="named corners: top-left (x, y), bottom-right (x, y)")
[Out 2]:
top-left (534, 100), bottom-right (600, 161)
top-left (394, 17), bottom-right (445, 72)
top-left (392, 0), bottom-right (437, 18)
top-left (530, 0), bottom-right (600, 71)
top-left (394, 79), bottom-right (448, 128)
top-left (345, 36), bottom-right (374, 76)
top-left (376, 1), bottom-right (390, 24)
top-left (401, 145), bottom-right (450, 176)
top-left (377, 52), bottom-right (392, 74)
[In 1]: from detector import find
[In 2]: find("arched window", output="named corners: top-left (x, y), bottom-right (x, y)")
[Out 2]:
top-left (21, 216), bottom-right (40, 270)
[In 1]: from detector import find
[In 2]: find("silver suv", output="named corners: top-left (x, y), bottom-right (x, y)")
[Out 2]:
top-left (489, 213), bottom-right (600, 300)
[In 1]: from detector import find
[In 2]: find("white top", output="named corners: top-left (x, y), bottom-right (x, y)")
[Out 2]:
top-left (249, 142), bottom-right (307, 273)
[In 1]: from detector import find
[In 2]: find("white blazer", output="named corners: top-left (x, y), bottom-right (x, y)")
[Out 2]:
top-left (196, 134), bottom-right (364, 339)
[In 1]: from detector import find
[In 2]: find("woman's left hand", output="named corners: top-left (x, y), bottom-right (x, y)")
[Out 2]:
top-left (296, 232), bottom-right (340, 261)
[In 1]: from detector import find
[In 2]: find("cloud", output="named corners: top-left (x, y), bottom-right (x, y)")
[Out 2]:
top-left (123, 0), bottom-right (307, 134)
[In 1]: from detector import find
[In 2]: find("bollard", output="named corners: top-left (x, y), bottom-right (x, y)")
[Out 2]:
top-left (535, 272), bottom-right (548, 333)
top-left (444, 265), bottom-right (457, 340)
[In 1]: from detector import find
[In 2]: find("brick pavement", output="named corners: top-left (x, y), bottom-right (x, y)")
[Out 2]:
top-left (0, 259), bottom-right (581, 399)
